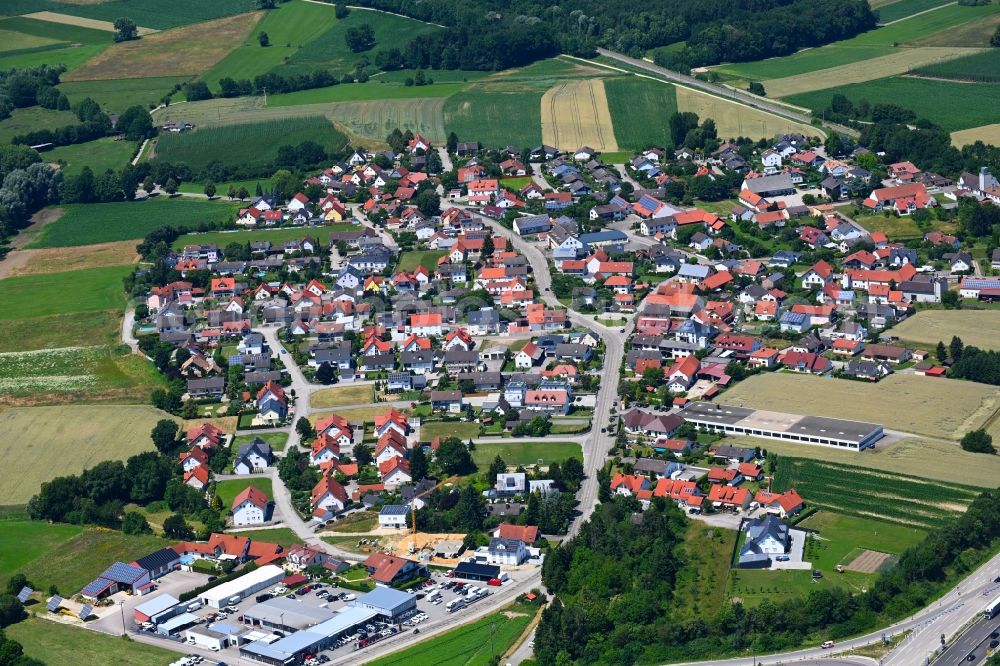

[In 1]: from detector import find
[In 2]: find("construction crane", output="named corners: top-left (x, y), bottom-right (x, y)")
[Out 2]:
top-left (408, 482), bottom-right (442, 554)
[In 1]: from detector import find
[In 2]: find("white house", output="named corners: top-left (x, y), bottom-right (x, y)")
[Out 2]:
top-left (233, 439), bottom-right (274, 475)
top-left (378, 505), bottom-right (409, 529)
top-left (486, 537), bottom-right (529, 565)
top-left (231, 486), bottom-right (270, 527)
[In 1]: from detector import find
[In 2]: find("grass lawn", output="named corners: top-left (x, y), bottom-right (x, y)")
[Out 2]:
top-left (0, 265), bottom-right (130, 320)
top-left (233, 432), bottom-right (289, 452)
top-left (727, 568), bottom-right (818, 607)
top-left (46, 137), bottom-right (136, 178)
top-left (28, 200), bottom-right (241, 248)
top-left (329, 510), bottom-right (378, 533)
top-left (230, 527), bottom-right (303, 547)
top-left (8, 617), bottom-right (178, 666)
top-left (0, 405), bottom-right (173, 504)
top-left (14, 528), bottom-right (171, 593)
top-left (420, 421), bottom-right (480, 441)
top-left (312, 384), bottom-right (374, 409)
top-left (58, 76), bottom-right (192, 114)
top-left (605, 76), bottom-right (678, 150)
top-left (171, 223), bottom-right (354, 250)
top-left (336, 405), bottom-right (403, 424)
top-left (471, 441), bottom-right (581, 471)
top-left (799, 511), bottom-right (925, 576)
top-left (366, 601), bottom-right (536, 666)
top-left (0, 106), bottom-right (78, 145)
top-left (200, 1), bottom-right (334, 86)
top-left (0, 521), bottom-right (82, 584)
top-left (397, 250), bottom-right (447, 273)
top-left (0, 311), bottom-right (121, 353)
top-left (500, 176), bottom-right (532, 190)
top-left (215, 477), bottom-right (273, 507)
top-left (786, 77), bottom-right (1000, 132)
top-left (891, 309), bottom-right (1000, 351)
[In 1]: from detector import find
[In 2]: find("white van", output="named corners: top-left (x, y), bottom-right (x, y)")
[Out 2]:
top-left (427, 590), bottom-right (441, 602)
top-left (186, 601), bottom-right (202, 612)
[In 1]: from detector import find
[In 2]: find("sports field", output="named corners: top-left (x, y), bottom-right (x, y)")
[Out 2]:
top-left (0, 405), bottom-right (172, 504)
top-left (28, 200), bottom-right (241, 248)
top-left (9, 617), bottom-right (177, 665)
top-left (154, 116), bottom-right (347, 172)
top-left (471, 441), bottom-right (582, 471)
top-left (721, 372), bottom-right (999, 441)
top-left (891, 310), bottom-right (1000, 351)
top-left (215, 477), bottom-right (273, 508)
top-left (674, 85), bottom-right (817, 139)
top-left (605, 76), bottom-right (678, 150)
top-left (541, 78), bottom-right (618, 152)
top-left (311, 384), bottom-right (374, 409)
top-left (0, 264), bottom-right (130, 319)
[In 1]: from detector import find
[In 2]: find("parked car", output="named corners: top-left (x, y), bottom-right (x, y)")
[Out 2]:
top-left (821, 641), bottom-right (835, 649)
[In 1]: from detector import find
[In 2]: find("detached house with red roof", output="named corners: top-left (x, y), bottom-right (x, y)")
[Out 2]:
top-left (232, 486), bottom-right (272, 526)
top-left (754, 489), bottom-right (805, 518)
top-left (864, 183), bottom-right (934, 215)
top-left (801, 260), bottom-right (834, 289)
top-left (707, 484), bottom-right (751, 512)
top-left (363, 553), bottom-right (422, 586)
top-left (611, 473), bottom-right (650, 497)
top-left (311, 475), bottom-right (348, 518)
top-left (379, 457), bottom-right (412, 489)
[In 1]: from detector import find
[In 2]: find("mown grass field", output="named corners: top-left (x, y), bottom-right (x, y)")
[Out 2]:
top-left (367, 601), bottom-right (535, 666)
top-left (891, 310), bottom-right (1000, 351)
top-left (215, 477), bottom-right (273, 508)
top-left (721, 372), bottom-right (1000, 441)
top-left (273, 8), bottom-right (441, 78)
top-left (786, 77), bottom-right (1000, 133)
top-left (910, 48), bottom-right (1000, 82)
top-left (311, 384), bottom-right (374, 409)
top-left (46, 137), bottom-right (136, 177)
top-left (58, 75), bottom-right (193, 113)
top-left (799, 511), bottom-right (925, 575)
top-left (397, 249), bottom-right (447, 273)
top-left (230, 527), bottom-right (302, 547)
top-left (471, 441), bottom-right (582, 472)
top-left (0, 520), bottom-right (82, 582)
top-left (0, 106), bottom-right (78, 144)
top-left (0, 405), bottom-right (172, 504)
top-left (9, 617), bottom-right (177, 666)
top-left (29, 200), bottom-right (241, 248)
top-left (421, 421), bottom-right (480, 441)
top-left (200, 1), bottom-right (332, 86)
top-left (45, 0), bottom-right (258, 30)
top-left (154, 116), bottom-right (347, 172)
top-left (605, 76), bottom-right (678, 150)
top-left (0, 264), bottom-right (130, 319)
top-left (171, 224), bottom-right (352, 250)
top-left (773, 457), bottom-right (980, 529)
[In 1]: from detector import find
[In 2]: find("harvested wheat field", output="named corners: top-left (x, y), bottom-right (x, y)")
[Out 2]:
top-left (65, 12), bottom-right (260, 80)
top-left (541, 79), bottom-right (618, 152)
top-left (6, 240), bottom-right (138, 277)
top-left (24, 11), bottom-right (157, 35)
top-left (674, 85), bottom-right (818, 139)
top-left (952, 123), bottom-right (1000, 147)
top-left (721, 372), bottom-right (999, 441)
top-left (765, 47), bottom-right (986, 97)
top-left (892, 309), bottom-right (1000, 351)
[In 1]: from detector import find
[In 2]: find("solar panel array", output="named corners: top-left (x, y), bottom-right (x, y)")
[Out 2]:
top-left (78, 604), bottom-right (93, 620)
top-left (16, 586), bottom-right (32, 603)
top-left (46, 596), bottom-right (62, 612)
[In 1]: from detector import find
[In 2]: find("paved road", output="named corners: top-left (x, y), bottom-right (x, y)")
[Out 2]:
top-left (529, 162), bottom-right (553, 191)
top-left (933, 614), bottom-right (1000, 665)
top-left (594, 48), bottom-right (859, 139)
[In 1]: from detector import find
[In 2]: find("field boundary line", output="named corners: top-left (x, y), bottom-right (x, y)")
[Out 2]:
top-left (297, 0), bottom-right (447, 28)
top-left (877, 0), bottom-right (956, 26)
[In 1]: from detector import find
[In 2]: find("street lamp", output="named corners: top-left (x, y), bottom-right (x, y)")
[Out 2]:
top-left (119, 600), bottom-right (126, 636)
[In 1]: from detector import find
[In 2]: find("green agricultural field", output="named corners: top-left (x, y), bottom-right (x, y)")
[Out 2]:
top-left (200, 1), bottom-right (334, 87)
top-left (605, 76), bottom-right (678, 150)
top-left (50, 0), bottom-right (258, 30)
top-left (367, 602), bottom-right (535, 666)
top-left (472, 441), bottom-right (582, 471)
top-left (877, 0), bottom-right (954, 23)
top-left (9, 617), bottom-right (178, 666)
top-left (773, 457), bottom-right (981, 529)
top-left (0, 405), bottom-right (173, 504)
top-left (0, 265), bottom-right (130, 320)
top-left (0, 521), bottom-right (82, 583)
top-left (0, 28), bottom-right (62, 54)
top-left (0, 106), bottom-right (78, 145)
top-left (786, 77), bottom-right (1000, 132)
top-left (0, 15), bottom-right (108, 72)
top-left (215, 477), bottom-right (273, 507)
top-left (321, 98), bottom-right (447, 146)
top-left (11, 525), bottom-right (171, 593)
top-left (233, 432), bottom-right (289, 452)
top-left (397, 249), bottom-right (447, 273)
top-left (0, 345), bottom-right (166, 399)
top-left (45, 137), bottom-right (136, 177)
top-left (0, 15), bottom-right (110, 46)
top-left (0, 42), bottom-right (106, 74)
top-left (29, 199), bottom-right (241, 248)
top-left (274, 8), bottom-right (440, 78)
top-left (58, 76), bottom-right (192, 114)
top-left (171, 224), bottom-right (352, 250)
top-left (268, 81), bottom-right (469, 106)
top-left (154, 116), bottom-right (347, 171)
top-left (910, 49), bottom-right (1000, 82)
top-left (0, 311), bottom-right (121, 353)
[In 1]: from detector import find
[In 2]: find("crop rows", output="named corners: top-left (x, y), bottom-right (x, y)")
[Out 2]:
top-left (910, 50), bottom-right (1000, 83)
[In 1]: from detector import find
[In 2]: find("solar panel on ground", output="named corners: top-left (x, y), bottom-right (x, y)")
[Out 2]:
top-left (78, 604), bottom-right (93, 619)
top-left (16, 587), bottom-right (32, 603)
top-left (46, 596), bottom-right (62, 612)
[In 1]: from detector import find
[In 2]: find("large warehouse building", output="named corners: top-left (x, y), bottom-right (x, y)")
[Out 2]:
top-left (680, 402), bottom-right (883, 450)
top-left (199, 565), bottom-right (285, 608)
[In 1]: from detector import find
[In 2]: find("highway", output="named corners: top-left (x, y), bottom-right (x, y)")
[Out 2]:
top-left (933, 615), bottom-right (1000, 665)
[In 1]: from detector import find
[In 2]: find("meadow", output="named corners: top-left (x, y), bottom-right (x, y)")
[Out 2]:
top-left (0, 405), bottom-right (171, 504)
top-left (772, 457), bottom-right (980, 529)
top-left (798, 511), bottom-right (925, 576)
top-left (420, 421), bottom-right (480, 441)
top-left (268, 80), bottom-right (469, 106)
top-left (367, 601), bottom-right (535, 666)
top-left (471, 441), bottom-right (582, 471)
top-left (154, 116), bottom-right (347, 172)
top-left (0, 520), bottom-right (82, 581)
top-left (891, 309), bottom-right (1000, 351)
top-left (604, 76), bottom-right (678, 150)
top-left (200, 1), bottom-right (333, 86)
top-left (786, 77), bottom-right (1000, 133)
top-left (29, 199), bottom-right (241, 248)
top-left (876, 0), bottom-right (954, 23)
top-left (397, 249), bottom-right (448, 273)
top-left (0, 264), bottom-right (130, 319)
top-left (0, 15), bottom-right (108, 73)
top-left (58, 75), bottom-right (194, 113)
top-left (45, 136), bottom-right (136, 177)
top-left (721, 372), bottom-right (999, 441)
top-left (171, 224), bottom-right (352, 250)
top-left (8, 618), bottom-right (177, 665)
top-left (215, 477), bottom-right (273, 507)
top-left (230, 527), bottom-right (303, 547)
top-left (311, 384), bottom-right (374, 409)
top-left (42, 0), bottom-right (259, 30)
top-left (0, 106), bottom-right (78, 145)
top-left (909, 49), bottom-right (1000, 82)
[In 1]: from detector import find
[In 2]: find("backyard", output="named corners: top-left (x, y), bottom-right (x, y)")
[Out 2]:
top-left (471, 441), bottom-right (582, 472)
top-left (215, 477), bottom-right (274, 508)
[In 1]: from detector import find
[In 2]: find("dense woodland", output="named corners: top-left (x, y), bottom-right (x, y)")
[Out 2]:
top-left (347, 0), bottom-right (876, 70)
top-left (536, 492), bottom-right (1000, 664)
